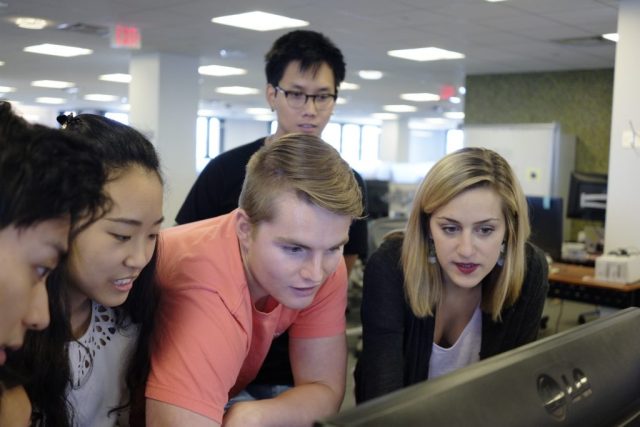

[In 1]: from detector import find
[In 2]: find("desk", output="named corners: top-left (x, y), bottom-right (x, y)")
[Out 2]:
top-left (548, 262), bottom-right (640, 308)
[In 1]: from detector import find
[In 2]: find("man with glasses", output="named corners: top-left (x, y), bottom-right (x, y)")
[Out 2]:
top-left (175, 30), bottom-right (368, 402)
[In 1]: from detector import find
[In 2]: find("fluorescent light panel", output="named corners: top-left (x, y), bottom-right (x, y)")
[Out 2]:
top-left (246, 107), bottom-right (272, 115)
top-left (99, 73), bottom-right (131, 83)
top-left (36, 97), bottom-right (66, 104)
top-left (211, 11), bottom-right (308, 32)
top-left (444, 112), bottom-right (465, 119)
top-left (31, 80), bottom-right (75, 89)
top-left (339, 82), bottom-right (360, 90)
top-left (15, 17), bottom-right (48, 29)
top-left (0, 86), bottom-right (16, 93)
top-left (215, 86), bottom-right (259, 95)
top-left (388, 46), bottom-right (465, 62)
top-left (603, 33), bottom-right (619, 42)
top-left (199, 65), bottom-right (247, 77)
top-left (401, 92), bottom-right (440, 102)
top-left (372, 112), bottom-right (398, 120)
top-left (358, 70), bottom-right (383, 80)
top-left (23, 43), bottom-right (93, 57)
top-left (84, 94), bottom-right (119, 102)
top-left (384, 104), bottom-right (417, 113)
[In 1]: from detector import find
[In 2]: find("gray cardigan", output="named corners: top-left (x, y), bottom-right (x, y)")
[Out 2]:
top-left (354, 236), bottom-right (549, 403)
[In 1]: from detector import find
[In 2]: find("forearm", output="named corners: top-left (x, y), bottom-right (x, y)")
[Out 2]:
top-left (224, 381), bottom-right (344, 427)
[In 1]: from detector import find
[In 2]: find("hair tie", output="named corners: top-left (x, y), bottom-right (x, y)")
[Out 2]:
top-left (56, 113), bottom-right (77, 129)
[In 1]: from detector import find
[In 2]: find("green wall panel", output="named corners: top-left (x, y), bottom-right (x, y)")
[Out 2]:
top-left (465, 69), bottom-right (613, 239)
top-left (465, 69), bottom-right (613, 174)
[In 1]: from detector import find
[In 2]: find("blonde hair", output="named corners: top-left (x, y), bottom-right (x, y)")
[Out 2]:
top-left (239, 133), bottom-right (363, 224)
top-left (402, 147), bottom-right (530, 321)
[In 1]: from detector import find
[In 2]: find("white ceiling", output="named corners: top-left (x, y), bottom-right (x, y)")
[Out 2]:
top-left (0, 0), bottom-right (619, 122)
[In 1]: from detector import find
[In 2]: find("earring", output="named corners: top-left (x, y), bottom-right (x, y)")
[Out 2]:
top-left (497, 242), bottom-right (505, 267)
top-left (428, 239), bottom-right (437, 264)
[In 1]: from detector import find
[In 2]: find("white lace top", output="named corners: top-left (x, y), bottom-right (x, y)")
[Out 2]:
top-left (67, 302), bottom-right (139, 427)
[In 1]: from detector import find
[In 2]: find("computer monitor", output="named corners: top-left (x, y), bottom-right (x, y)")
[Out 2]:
top-left (526, 196), bottom-right (563, 261)
top-left (567, 172), bottom-right (607, 221)
top-left (316, 307), bottom-right (640, 427)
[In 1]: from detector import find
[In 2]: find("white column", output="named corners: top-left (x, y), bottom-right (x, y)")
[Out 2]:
top-left (379, 117), bottom-right (410, 162)
top-left (604, 0), bottom-right (640, 252)
top-left (129, 53), bottom-right (199, 227)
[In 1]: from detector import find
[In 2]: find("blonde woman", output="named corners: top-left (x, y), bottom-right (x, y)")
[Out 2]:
top-left (355, 147), bottom-right (549, 403)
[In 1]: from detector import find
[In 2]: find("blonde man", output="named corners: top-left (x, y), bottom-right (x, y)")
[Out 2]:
top-left (147, 133), bottom-right (363, 427)
top-left (355, 147), bottom-right (549, 403)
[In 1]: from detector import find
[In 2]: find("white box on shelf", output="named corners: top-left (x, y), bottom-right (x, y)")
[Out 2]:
top-left (595, 254), bottom-right (640, 284)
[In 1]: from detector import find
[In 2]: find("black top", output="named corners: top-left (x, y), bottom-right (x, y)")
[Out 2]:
top-left (175, 137), bottom-right (369, 260)
top-left (354, 236), bottom-right (549, 403)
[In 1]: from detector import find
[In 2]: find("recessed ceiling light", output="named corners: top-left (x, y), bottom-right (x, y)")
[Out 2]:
top-left (339, 82), bottom-right (360, 90)
top-left (215, 86), bottom-right (260, 95)
top-left (211, 11), bottom-right (308, 32)
top-left (0, 86), bottom-right (16, 93)
top-left (401, 92), bottom-right (440, 102)
top-left (15, 17), bottom-right (48, 30)
top-left (458, 86), bottom-right (466, 95)
top-left (384, 104), bottom-right (417, 113)
top-left (358, 70), bottom-right (383, 80)
top-left (99, 73), bottom-right (132, 83)
top-left (372, 112), bottom-right (398, 120)
top-left (246, 107), bottom-right (272, 115)
top-left (388, 46), bottom-right (465, 62)
top-left (36, 97), bottom-right (66, 104)
top-left (199, 65), bottom-right (247, 77)
top-left (84, 94), bottom-right (119, 102)
top-left (23, 43), bottom-right (93, 57)
top-left (602, 33), bottom-right (619, 42)
top-left (31, 80), bottom-right (75, 89)
top-left (444, 112), bottom-right (465, 119)
top-left (449, 96), bottom-right (461, 104)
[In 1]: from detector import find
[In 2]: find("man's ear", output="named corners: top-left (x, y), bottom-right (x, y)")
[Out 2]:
top-left (235, 209), bottom-right (253, 248)
top-left (265, 84), bottom-right (276, 111)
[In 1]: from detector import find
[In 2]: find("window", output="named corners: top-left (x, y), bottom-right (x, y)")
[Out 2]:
top-left (341, 124), bottom-right (361, 164)
top-left (196, 116), bottom-right (222, 173)
top-left (267, 120), bottom-right (381, 164)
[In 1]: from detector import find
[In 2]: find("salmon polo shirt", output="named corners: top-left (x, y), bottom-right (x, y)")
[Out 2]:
top-left (145, 210), bottom-right (348, 423)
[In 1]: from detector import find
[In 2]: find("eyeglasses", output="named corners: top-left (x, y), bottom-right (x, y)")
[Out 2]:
top-left (274, 86), bottom-right (337, 110)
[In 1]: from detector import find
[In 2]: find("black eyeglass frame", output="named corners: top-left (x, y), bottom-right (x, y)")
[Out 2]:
top-left (274, 86), bottom-right (338, 109)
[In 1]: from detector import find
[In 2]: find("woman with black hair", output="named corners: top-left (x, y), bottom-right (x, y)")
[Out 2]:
top-left (10, 114), bottom-right (164, 426)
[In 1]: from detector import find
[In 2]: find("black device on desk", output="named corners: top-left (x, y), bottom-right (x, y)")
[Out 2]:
top-left (316, 307), bottom-right (640, 427)
top-left (526, 196), bottom-right (563, 262)
top-left (567, 171), bottom-right (607, 222)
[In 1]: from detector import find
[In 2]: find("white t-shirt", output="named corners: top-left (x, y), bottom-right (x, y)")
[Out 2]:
top-left (428, 305), bottom-right (482, 380)
top-left (67, 302), bottom-right (139, 427)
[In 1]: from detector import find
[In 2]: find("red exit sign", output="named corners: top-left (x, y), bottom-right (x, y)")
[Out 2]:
top-left (111, 25), bottom-right (141, 49)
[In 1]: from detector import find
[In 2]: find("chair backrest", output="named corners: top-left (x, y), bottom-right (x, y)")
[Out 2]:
top-left (367, 216), bottom-right (408, 259)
